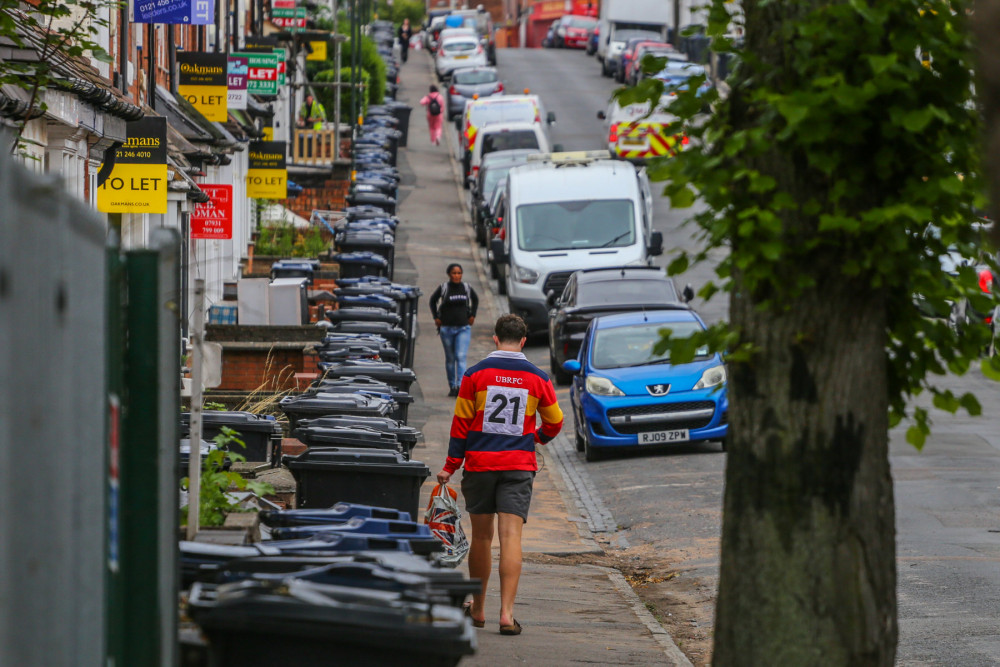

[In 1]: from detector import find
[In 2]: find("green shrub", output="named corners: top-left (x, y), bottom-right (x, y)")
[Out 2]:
top-left (314, 67), bottom-right (371, 123)
top-left (254, 223), bottom-right (328, 258)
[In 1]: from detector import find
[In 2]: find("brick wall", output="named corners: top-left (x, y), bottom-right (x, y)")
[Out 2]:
top-left (218, 347), bottom-right (312, 392)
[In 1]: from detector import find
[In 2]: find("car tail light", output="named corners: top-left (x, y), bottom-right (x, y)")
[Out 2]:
top-left (438, 49), bottom-right (445, 57)
top-left (496, 82), bottom-right (504, 93)
top-left (476, 45), bottom-right (483, 54)
top-left (681, 135), bottom-right (689, 145)
top-left (609, 123), bottom-right (619, 143)
top-left (449, 85), bottom-right (457, 95)
top-left (472, 165), bottom-right (480, 178)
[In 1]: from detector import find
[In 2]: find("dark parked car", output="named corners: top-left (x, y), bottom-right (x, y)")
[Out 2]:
top-left (616, 39), bottom-right (671, 83)
top-left (447, 66), bottom-right (503, 120)
top-left (586, 25), bottom-right (599, 55)
top-left (541, 19), bottom-right (559, 48)
top-left (470, 148), bottom-right (539, 245)
top-left (547, 266), bottom-right (693, 384)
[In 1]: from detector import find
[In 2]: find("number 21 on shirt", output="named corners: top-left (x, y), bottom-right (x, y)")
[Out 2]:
top-left (482, 385), bottom-right (528, 436)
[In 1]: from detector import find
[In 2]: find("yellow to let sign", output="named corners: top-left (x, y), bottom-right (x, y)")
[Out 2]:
top-left (247, 169), bottom-right (287, 198)
top-left (307, 41), bottom-right (328, 61)
top-left (97, 117), bottom-right (168, 214)
top-left (178, 85), bottom-right (229, 121)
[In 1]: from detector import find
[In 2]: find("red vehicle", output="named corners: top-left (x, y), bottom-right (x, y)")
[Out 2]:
top-left (553, 15), bottom-right (598, 49)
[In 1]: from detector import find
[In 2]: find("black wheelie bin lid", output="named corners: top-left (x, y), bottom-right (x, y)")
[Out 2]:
top-left (287, 425), bottom-right (402, 453)
top-left (325, 320), bottom-right (406, 346)
top-left (259, 502), bottom-right (412, 527)
top-left (296, 414), bottom-right (420, 452)
top-left (325, 307), bottom-right (401, 326)
top-left (187, 579), bottom-right (475, 666)
top-left (316, 359), bottom-right (416, 392)
top-left (279, 392), bottom-right (396, 431)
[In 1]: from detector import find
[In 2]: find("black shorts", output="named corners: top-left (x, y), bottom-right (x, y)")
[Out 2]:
top-left (461, 470), bottom-right (536, 522)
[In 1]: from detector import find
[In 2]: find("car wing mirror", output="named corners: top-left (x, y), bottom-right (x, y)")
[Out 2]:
top-left (648, 230), bottom-right (664, 256)
top-left (562, 359), bottom-right (582, 374)
top-left (596, 110), bottom-right (606, 120)
top-left (546, 111), bottom-right (557, 125)
top-left (682, 284), bottom-right (694, 303)
top-left (546, 290), bottom-right (559, 308)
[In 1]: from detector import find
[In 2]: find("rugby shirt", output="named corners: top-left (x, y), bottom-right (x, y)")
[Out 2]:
top-left (444, 350), bottom-right (564, 474)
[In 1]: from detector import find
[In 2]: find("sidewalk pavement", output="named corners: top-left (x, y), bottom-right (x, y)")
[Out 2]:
top-left (388, 50), bottom-right (691, 665)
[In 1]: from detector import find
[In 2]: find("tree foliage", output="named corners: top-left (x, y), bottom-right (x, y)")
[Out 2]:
top-left (626, 0), bottom-right (991, 441)
top-left (0, 0), bottom-right (117, 154)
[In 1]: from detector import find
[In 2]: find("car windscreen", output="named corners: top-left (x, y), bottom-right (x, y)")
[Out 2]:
top-left (613, 30), bottom-right (661, 44)
top-left (566, 17), bottom-right (597, 28)
top-left (469, 102), bottom-right (536, 126)
top-left (592, 321), bottom-right (706, 369)
top-left (516, 199), bottom-right (635, 251)
top-left (579, 279), bottom-right (677, 307)
top-left (482, 165), bottom-right (512, 198)
top-left (443, 40), bottom-right (477, 53)
top-left (481, 130), bottom-right (539, 155)
top-left (454, 69), bottom-right (498, 84)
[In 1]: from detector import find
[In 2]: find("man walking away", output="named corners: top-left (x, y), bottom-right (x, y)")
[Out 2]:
top-left (436, 314), bottom-right (564, 635)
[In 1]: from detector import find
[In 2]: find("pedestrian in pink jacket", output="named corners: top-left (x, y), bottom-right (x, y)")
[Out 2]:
top-left (419, 85), bottom-right (446, 146)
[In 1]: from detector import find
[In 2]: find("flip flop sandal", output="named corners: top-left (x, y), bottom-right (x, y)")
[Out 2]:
top-left (499, 618), bottom-right (522, 636)
top-left (464, 603), bottom-right (485, 628)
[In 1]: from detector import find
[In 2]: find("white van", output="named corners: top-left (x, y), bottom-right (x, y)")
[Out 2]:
top-left (469, 121), bottom-right (553, 185)
top-left (491, 151), bottom-right (663, 332)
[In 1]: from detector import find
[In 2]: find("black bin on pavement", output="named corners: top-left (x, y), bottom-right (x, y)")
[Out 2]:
top-left (297, 415), bottom-right (420, 454)
top-left (270, 259), bottom-right (320, 285)
top-left (279, 392), bottom-right (396, 431)
top-left (325, 320), bottom-right (408, 364)
top-left (345, 191), bottom-right (397, 216)
top-left (335, 230), bottom-right (395, 277)
top-left (289, 424), bottom-right (403, 455)
top-left (388, 102), bottom-right (413, 147)
top-left (325, 307), bottom-right (401, 326)
top-left (316, 359), bottom-right (417, 394)
top-left (307, 376), bottom-right (414, 423)
top-left (180, 411), bottom-right (283, 464)
top-left (315, 333), bottom-right (400, 364)
top-left (333, 251), bottom-right (389, 279)
top-left (284, 447), bottom-right (430, 516)
top-left (187, 579), bottom-right (474, 667)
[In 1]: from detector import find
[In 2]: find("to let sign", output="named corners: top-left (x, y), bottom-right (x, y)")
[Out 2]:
top-left (231, 52), bottom-right (279, 96)
top-left (97, 117), bottom-right (168, 214)
top-left (190, 184), bottom-right (233, 239)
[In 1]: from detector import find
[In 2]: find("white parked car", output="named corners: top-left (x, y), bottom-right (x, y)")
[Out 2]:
top-left (435, 36), bottom-right (487, 81)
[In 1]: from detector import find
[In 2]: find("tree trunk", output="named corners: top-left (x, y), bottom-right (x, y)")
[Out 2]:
top-left (712, 2), bottom-right (898, 664)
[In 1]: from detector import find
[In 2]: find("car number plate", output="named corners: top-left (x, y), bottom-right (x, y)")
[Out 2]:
top-left (639, 429), bottom-right (689, 445)
top-left (621, 137), bottom-right (645, 147)
top-left (455, 55), bottom-right (469, 60)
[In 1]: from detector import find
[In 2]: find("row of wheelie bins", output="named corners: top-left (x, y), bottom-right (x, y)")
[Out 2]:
top-left (182, 37), bottom-right (476, 665)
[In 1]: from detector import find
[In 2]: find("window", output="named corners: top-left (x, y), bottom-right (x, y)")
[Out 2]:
top-left (592, 322), bottom-right (706, 369)
top-left (469, 102), bottom-right (537, 127)
top-left (481, 130), bottom-right (539, 155)
top-left (578, 279), bottom-right (678, 307)
top-left (444, 41), bottom-right (477, 53)
top-left (515, 200), bottom-right (635, 252)
top-left (454, 69), bottom-right (498, 85)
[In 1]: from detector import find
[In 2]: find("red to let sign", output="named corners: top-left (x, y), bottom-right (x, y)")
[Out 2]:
top-left (191, 184), bottom-right (233, 239)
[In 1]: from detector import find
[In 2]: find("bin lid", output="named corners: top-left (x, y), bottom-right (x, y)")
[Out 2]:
top-left (318, 359), bottom-right (416, 383)
top-left (297, 416), bottom-right (420, 444)
top-left (290, 425), bottom-right (400, 450)
top-left (285, 446), bottom-right (429, 476)
top-left (332, 251), bottom-right (389, 267)
top-left (308, 377), bottom-right (415, 405)
top-left (321, 332), bottom-right (394, 346)
top-left (327, 321), bottom-right (406, 341)
top-left (332, 294), bottom-right (399, 311)
top-left (181, 411), bottom-right (282, 434)
top-left (259, 503), bottom-right (413, 527)
top-left (280, 393), bottom-right (396, 418)
top-left (270, 260), bottom-right (318, 272)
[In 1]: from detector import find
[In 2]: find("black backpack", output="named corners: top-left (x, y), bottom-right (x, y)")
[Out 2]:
top-left (428, 96), bottom-right (442, 116)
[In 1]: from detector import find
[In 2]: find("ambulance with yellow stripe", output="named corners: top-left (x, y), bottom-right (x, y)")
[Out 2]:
top-left (598, 93), bottom-right (687, 162)
top-left (459, 94), bottom-right (556, 187)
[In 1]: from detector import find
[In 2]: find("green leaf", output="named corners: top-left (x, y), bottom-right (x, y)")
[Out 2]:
top-left (905, 425), bottom-right (926, 450)
top-left (669, 187), bottom-right (696, 209)
top-left (981, 356), bottom-right (1000, 382)
top-left (901, 108), bottom-right (934, 132)
top-left (667, 253), bottom-right (690, 276)
top-left (931, 390), bottom-right (958, 413)
top-left (958, 392), bottom-right (982, 416)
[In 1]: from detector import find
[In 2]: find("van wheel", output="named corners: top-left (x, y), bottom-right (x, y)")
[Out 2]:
top-left (584, 436), bottom-right (602, 462)
top-left (574, 417), bottom-right (586, 452)
top-left (498, 276), bottom-right (507, 295)
top-left (600, 59), bottom-right (611, 77)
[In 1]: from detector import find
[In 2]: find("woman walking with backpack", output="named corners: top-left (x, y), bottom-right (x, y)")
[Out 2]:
top-left (429, 263), bottom-right (479, 396)
top-left (419, 84), bottom-right (446, 146)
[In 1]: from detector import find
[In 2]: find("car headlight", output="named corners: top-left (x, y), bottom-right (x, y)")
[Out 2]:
top-left (586, 375), bottom-right (625, 396)
top-left (693, 365), bottom-right (727, 390)
top-left (513, 266), bottom-right (539, 284)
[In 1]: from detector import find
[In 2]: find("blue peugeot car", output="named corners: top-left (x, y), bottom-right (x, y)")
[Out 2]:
top-left (563, 309), bottom-right (728, 461)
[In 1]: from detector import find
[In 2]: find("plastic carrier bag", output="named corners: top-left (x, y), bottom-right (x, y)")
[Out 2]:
top-left (424, 483), bottom-right (469, 567)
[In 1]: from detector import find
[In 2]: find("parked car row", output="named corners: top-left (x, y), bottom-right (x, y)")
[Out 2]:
top-left (453, 49), bottom-right (728, 462)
